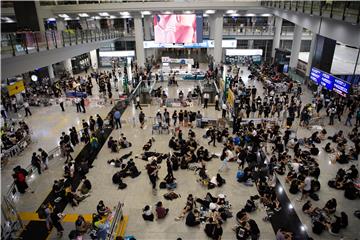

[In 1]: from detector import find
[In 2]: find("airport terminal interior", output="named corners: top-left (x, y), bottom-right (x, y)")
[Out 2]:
top-left (1, 1), bottom-right (360, 240)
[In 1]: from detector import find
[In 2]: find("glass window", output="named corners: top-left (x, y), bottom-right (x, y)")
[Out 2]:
top-left (322, 1), bottom-right (332, 18)
top-left (312, 1), bottom-right (321, 16)
top-left (304, 1), bottom-right (312, 14)
top-left (331, 1), bottom-right (346, 20)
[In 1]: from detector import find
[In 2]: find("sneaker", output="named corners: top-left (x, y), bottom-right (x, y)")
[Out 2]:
top-left (175, 217), bottom-right (181, 221)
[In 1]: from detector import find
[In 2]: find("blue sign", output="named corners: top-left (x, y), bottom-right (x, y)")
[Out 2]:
top-left (333, 78), bottom-right (351, 96)
top-left (319, 71), bottom-right (334, 90)
top-left (310, 67), bottom-right (351, 96)
top-left (309, 67), bottom-right (321, 84)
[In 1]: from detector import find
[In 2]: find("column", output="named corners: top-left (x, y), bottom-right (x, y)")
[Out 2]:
top-left (134, 14), bottom-right (145, 67)
top-left (208, 16), bottom-right (215, 39)
top-left (34, 1), bottom-right (45, 32)
top-left (144, 15), bottom-right (152, 41)
top-left (306, 33), bottom-right (317, 77)
top-left (48, 64), bottom-right (55, 82)
top-left (248, 40), bottom-right (254, 49)
top-left (213, 11), bottom-right (223, 65)
top-left (289, 24), bottom-right (303, 69)
top-left (123, 19), bottom-right (128, 33)
top-left (90, 49), bottom-right (98, 70)
top-left (64, 59), bottom-right (73, 76)
top-left (271, 16), bottom-right (282, 59)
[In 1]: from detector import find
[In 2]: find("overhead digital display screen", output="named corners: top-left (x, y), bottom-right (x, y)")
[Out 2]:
top-left (310, 67), bottom-right (351, 96)
top-left (154, 14), bottom-right (203, 43)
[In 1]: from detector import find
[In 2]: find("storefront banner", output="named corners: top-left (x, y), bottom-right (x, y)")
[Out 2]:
top-left (161, 57), bottom-right (194, 65)
top-left (225, 49), bottom-right (263, 56)
top-left (99, 51), bottom-right (135, 57)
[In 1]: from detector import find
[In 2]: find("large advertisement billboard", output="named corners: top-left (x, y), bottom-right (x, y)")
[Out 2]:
top-left (154, 14), bottom-right (203, 44)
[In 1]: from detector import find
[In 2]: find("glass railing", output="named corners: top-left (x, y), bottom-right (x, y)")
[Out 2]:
top-left (262, 1), bottom-right (360, 25)
top-left (1, 29), bottom-right (122, 58)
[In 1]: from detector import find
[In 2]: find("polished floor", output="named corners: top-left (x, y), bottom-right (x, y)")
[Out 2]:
top-left (2, 67), bottom-right (360, 240)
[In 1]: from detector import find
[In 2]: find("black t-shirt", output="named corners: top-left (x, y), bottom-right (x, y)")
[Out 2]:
top-left (302, 201), bottom-right (311, 212)
top-left (185, 212), bottom-right (198, 226)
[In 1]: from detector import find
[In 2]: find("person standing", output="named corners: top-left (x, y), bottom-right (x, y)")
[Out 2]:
top-left (113, 110), bottom-right (121, 129)
top-left (59, 97), bottom-right (65, 112)
top-left (345, 111), bottom-right (353, 127)
top-left (38, 148), bottom-right (49, 170)
top-left (31, 152), bottom-right (42, 174)
top-left (23, 101), bottom-right (32, 117)
top-left (172, 110), bottom-right (178, 126)
top-left (89, 116), bottom-right (96, 132)
top-left (11, 97), bottom-right (17, 113)
top-left (164, 108), bottom-right (170, 126)
top-left (50, 207), bottom-right (64, 237)
top-left (139, 111), bottom-right (145, 129)
top-left (12, 166), bottom-right (33, 194)
top-left (96, 114), bottom-right (103, 130)
top-left (135, 95), bottom-right (142, 110)
top-left (80, 97), bottom-right (86, 113)
top-left (203, 92), bottom-right (209, 108)
top-left (214, 94), bottom-right (220, 111)
top-left (222, 103), bottom-right (227, 119)
top-left (218, 147), bottom-right (232, 172)
top-left (208, 128), bottom-right (216, 147)
top-left (75, 97), bottom-right (81, 113)
top-left (147, 160), bottom-right (159, 194)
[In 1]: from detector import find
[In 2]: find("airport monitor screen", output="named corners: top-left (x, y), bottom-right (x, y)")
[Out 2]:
top-left (154, 14), bottom-right (203, 44)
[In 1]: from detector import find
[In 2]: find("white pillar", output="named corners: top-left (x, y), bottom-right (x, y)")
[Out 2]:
top-left (213, 11), bottom-right (223, 65)
top-left (144, 15), bottom-right (152, 41)
top-left (90, 49), bottom-right (98, 70)
top-left (48, 64), bottom-right (55, 81)
top-left (123, 19), bottom-right (127, 33)
top-left (306, 33), bottom-right (317, 76)
top-left (64, 59), bottom-right (73, 76)
top-left (248, 40), bottom-right (254, 49)
top-left (271, 16), bottom-right (282, 58)
top-left (289, 24), bottom-right (303, 69)
top-left (134, 14), bottom-right (145, 67)
top-left (208, 16), bottom-right (215, 39)
top-left (34, 1), bottom-right (45, 32)
top-left (95, 20), bottom-right (101, 29)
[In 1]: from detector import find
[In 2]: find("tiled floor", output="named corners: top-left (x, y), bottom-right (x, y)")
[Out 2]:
top-left (3, 66), bottom-right (360, 240)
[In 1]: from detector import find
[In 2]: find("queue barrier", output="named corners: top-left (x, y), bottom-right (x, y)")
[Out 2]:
top-left (1, 134), bottom-right (31, 167)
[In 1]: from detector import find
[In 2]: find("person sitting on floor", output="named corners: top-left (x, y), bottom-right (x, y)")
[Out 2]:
top-left (143, 139), bottom-right (153, 151)
top-left (323, 198), bottom-right (337, 214)
top-left (324, 142), bottom-right (335, 153)
top-left (155, 201), bottom-right (169, 219)
top-left (142, 205), bottom-right (154, 221)
top-left (97, 200), bottom-right (111, 216)
top-left (107, 137), bottom-right (115, 149)
top-left (185, 209), bottom-right (201, 227)
top-left (78, 177), bottom-right (92, 195)
top-left (119, 134), bottom-right (132, 148)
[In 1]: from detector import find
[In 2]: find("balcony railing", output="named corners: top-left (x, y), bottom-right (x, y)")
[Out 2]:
top-left (262, 1), bottom-right (360, 25)
top-left (1, 29), bottom-right (122, 59)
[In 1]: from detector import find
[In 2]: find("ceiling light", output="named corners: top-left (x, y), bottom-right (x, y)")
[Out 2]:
top-left (245, 13), bottom-right (256, 16)
top-left (141, 11), bottom-right (151, 15)
top-left (261, 13), bottom-right (272, 17)
top-left (203, 14), bottom-right (209, 17)
top-left (163, 11), bottom-right (172, 14)
top-left (120, 12), bottom-right (130, 16)
top-left (59, 14), bottom-right (69, 18)
top-left (226, 10), bottom-right (236, 14)
top-left (121, 15), bottom-right (131, 19)
top-left (99, 12), bottom-right (109, 17)
top-left (205, 10), bottom-right (215, 14)
top-left (110, 15), bottom-right (116, 19)
top-left (47, 18), bottom-right (56, 21)
top-left (64, 17), bottom-right (71, 21)
top-left (93, 16), bottom-right (101, 20)
top-left (230, 13), bottom-right (240, 17)
top-left (78, 13), bottom-right (89, 17)
top-left (184, 11), bottom-right (193, 14)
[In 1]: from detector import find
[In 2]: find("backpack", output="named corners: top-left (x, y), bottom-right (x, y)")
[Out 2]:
top-left (310, 192), bottom-right (319, 201)
top-left (37, 206), bottom-right (47, 219)
top-left (244, 199), bottom-right (256, 213)
top-left (236, 170), bottom-right (245, 182)
top-left (289, 180), bottom-right (299, 194)
top-left (159, 182), bottom-right (167, 189)
top-left (17, 172), bottom-right (26, 182)
top-left (163, 192), bottom-right (180, 200)
top-left (328, 180), bottom-right (336, 188)
top-left (312, 221), bottom-right (324, 234)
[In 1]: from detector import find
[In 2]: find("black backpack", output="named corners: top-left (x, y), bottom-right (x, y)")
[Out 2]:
top-left (310, 192), bottom-right (319, 201)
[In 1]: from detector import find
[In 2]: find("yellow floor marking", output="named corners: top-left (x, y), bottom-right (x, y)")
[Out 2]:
top-left (19, 212), bottom-right (93, 222)
top-left (119, 215), bottom-right (129, 237)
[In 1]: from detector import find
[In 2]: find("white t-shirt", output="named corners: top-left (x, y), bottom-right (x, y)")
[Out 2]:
top-left (291, 162), bottom-right (300, 174)
top-left (304, 176), bottom-right (312, 191)
top-left (215, 95), bottom-right (219, 101)
top-left (23, 102), bottom-right (29, 108)
top-left (222, 103), bottom-right (227, 110)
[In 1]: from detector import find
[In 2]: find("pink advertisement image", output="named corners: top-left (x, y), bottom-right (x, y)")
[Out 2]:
top-left (154, 14), bottom-right (202, 44)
